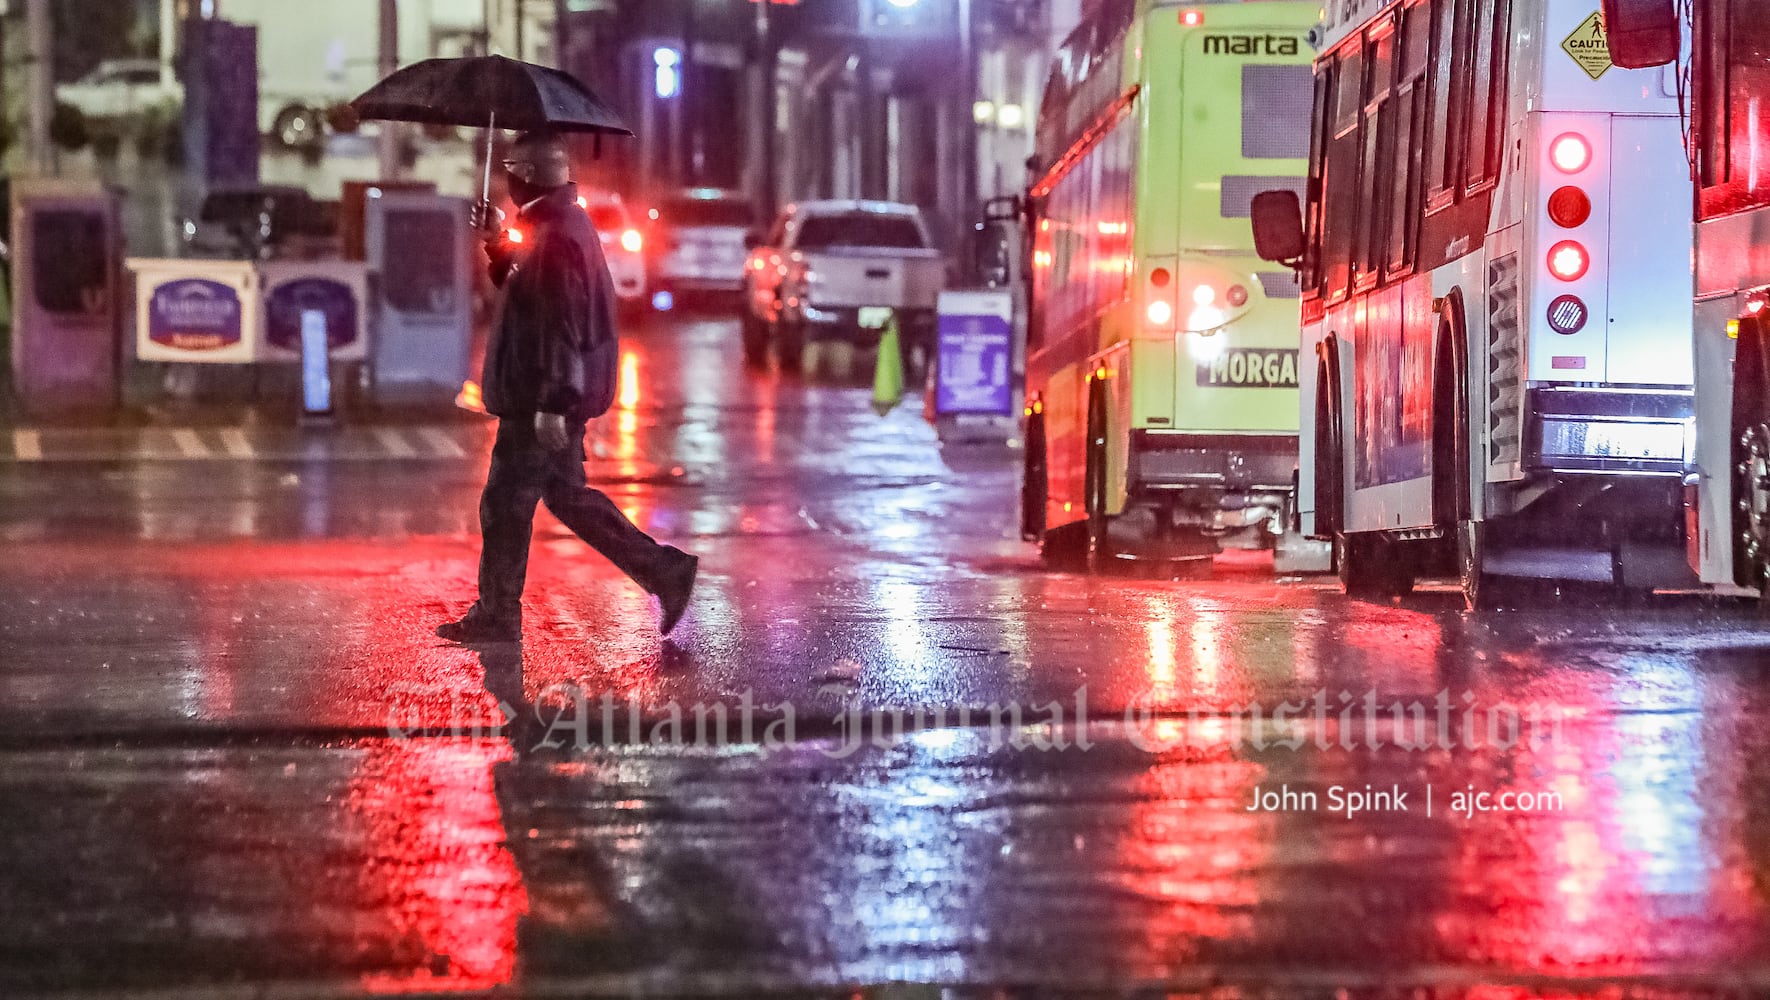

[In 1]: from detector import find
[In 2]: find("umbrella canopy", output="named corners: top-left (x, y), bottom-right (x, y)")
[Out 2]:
top-left (349, 55), bottom-right (631, 135)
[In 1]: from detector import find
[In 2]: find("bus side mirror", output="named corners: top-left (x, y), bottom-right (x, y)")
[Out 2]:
top-left (1251, 190), bottom-right (1305, 267)
top-left (1601, 0), bottom-right (1678, 69)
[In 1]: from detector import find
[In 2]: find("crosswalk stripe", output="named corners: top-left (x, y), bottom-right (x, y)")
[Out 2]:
top-left (374, 427), bottom-right (419, 458)
top-left (12, 430), bottom-right (42, 461)
top-left (171, 429), bottom-right (211, 459)
top-left (219, 428), bottom-right (255, 459)
top-left (418, 427), bottom-right (468, 458)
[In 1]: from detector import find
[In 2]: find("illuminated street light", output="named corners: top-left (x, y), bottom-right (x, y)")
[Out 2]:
top-left (886, 0), bottom-right (921, 6)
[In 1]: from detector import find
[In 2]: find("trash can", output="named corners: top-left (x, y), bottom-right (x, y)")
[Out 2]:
top-left (366, 191), bottom-right (472, 405)
top-left (10, 179), bottom-right (121, 416)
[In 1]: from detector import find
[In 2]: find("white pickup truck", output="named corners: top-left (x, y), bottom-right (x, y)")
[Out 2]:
top-left (741, 200), bottom-right (945, 376)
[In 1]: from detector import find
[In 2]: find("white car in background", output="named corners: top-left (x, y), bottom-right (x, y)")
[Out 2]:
top-left (59, 59), bottom-right (182, 124)
top-left (653, 188), bottom-right (756, 299)
top-left (578, 191), bottom-right (649, 312)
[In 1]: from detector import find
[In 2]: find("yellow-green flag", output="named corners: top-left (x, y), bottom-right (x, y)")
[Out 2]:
top-left (872, 313), bottom-right (904, 416)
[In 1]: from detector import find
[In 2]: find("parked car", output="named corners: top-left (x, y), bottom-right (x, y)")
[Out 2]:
top-left (578, 191), bottom-right (649, 312)
top-left (180, 185), bottom-right (337, 261)
top-left (741, 200), bottom-right (944, 374)
top-left (59, 59), bottom-right (182, 125)
top-left (652, 188), bottom-right (755, 300)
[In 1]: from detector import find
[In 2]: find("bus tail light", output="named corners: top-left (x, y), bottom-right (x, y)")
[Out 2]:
top-left (1180, 9), bottom-right (1204, 27)
top-left (1547, 294), bottom-right (1588, 334)
top-left (620, 228), bottom-right (644, 253)
top-left (1145, 264), bottom-right (1178, 330)
top-left (1547, 187), bottom-right (1591, 228)
top-left (1550, 132), bottom-right (1592, 174)
top-left (1226, 284), bottom-right (1249, 307)
top-left (1548, 240), bottom-right (1589, 281)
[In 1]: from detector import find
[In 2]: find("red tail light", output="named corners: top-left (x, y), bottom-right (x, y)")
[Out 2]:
top-left (1550, 133), bottom-right (1592, 174)
top-left (505, 227), bottom-right (525, 245)
top-left (620, 229), bottom-right (643, 253)
top-left (1548, 240), bottom-right (1589, 281)
top-left (1180, 9), bottom-right (1204, 26)
top-left (1547, 186), bottom-right (1591, 228)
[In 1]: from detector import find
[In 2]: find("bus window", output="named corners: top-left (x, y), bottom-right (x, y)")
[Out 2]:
top-left (1727, 3), bottom-right (1770, 194)
top-left (1462, 0), bottom-right (1510, 192)
top-left (1303, 64), bottom-right (1334, 295)
top-left (1425, 0), bottom-right (1474, 208)
top-left (1243, 64), bottom-right (1313, 159)
top-left (1323, 45), bottom-right (1364, 300)
top-left (1356, 26), bottom-right (1396, 285)
top-left (1388, 1), bottom-right (1432, 277)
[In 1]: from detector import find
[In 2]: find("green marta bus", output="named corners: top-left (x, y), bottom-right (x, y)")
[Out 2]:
top-left (1020, 0), bottom-right (1321, 568)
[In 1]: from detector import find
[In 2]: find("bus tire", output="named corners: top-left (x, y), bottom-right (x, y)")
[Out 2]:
top-left (1436, 290), bottom-right (1508, 609)
top-left (1041, 520), bottom-right (1090, 570)
top-left (1730, 315), bottom-right (1770, 599)
top-left (1336, 532), bottom-right (1414, 599)
top-left (1021, 409), bottom-right (1048, 541)
top-left (1313, 348), bottom-right (1345, 538)
top-left (1084, 368), bottom-right (1113, 571)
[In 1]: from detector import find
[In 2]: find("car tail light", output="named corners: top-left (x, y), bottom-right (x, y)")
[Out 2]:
top-left (1547, 294), bottom-right (1588, 334)
top-left (1550, 133), bottom-right (1591, 174)
top-left (505, 227), bottom-right (525, 245)
top-left (621, 229), bottom-right (643, 253)
top-left (1547, 186), bottom-right (1591, 228)
top-left (577, 195), bottom-right (589, 209)
top-left (1548, 240), bottom-right (1589, 281)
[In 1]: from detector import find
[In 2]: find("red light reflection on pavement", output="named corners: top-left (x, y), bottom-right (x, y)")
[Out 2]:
top-left (345, 740), bottom-right (526, 993)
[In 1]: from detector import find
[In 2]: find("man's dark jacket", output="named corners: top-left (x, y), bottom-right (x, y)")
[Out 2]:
top-left (481, 183), bottom-right (619, 421)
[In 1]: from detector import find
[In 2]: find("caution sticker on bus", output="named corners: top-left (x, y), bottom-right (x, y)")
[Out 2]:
top-left (1195, 348), bottom-right (1300, 388)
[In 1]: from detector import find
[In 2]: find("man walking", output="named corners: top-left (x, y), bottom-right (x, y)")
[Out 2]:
top-left (439, 130), bottom-right (697, 643)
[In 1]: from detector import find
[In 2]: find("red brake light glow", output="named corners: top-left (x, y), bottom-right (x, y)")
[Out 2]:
top-left (1550, 133), bottom-right (1592, 174)
top-left (1547, 186), bottom-right (1592, 228)
top-left (505, 227), bottom-right (524, 245)
top-left (1548, 240), bottom-right (1589, 281)
top-left (1180, 9), bottom-right (1204, 26)
top-left (1150, 267), bottom-right (1171, 287)
top-left (620, 229), bottom-right (643, 253)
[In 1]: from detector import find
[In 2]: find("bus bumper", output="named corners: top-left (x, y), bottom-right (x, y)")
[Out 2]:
top-left (1523, 388), bottom-right (1693, 476)
top-left (1121, 430), bottom-right (1296, 549)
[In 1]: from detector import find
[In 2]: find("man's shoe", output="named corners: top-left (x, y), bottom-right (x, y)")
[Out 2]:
top-left (436, 604), bottom-right (521, 643)
top-left (655, 551), bottom-right (698, 636)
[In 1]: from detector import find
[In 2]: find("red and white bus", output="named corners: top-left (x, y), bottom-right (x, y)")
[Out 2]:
top-left (1253, 0), bottom-right (1695, 607)
top-left (1606, 0), bottom-right (1770, 601)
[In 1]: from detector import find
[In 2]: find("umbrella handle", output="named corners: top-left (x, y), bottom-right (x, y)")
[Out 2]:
top-left (481, 109), bottom-right (496, 207)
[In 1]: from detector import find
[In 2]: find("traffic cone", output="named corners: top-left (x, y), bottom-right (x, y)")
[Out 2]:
top-left (872, 313), bottom-right (904, 416)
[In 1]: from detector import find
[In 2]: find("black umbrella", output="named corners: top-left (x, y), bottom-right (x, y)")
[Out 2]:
top-left (350, 55), bottom-right (632, 203)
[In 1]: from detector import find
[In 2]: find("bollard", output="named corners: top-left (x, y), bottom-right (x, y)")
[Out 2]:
top-left (872, 313), bottom-right (904, 416)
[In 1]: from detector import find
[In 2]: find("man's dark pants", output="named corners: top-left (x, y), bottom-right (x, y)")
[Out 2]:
top-left (477, 416), bottom-right (676, 617)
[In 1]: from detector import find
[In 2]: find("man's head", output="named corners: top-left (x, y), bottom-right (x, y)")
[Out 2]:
top-left (503, 130), bottom-right (572, 203)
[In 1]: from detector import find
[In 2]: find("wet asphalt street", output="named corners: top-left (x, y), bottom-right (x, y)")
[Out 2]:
top-left (4, 312), bottom-right (1770, 998)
